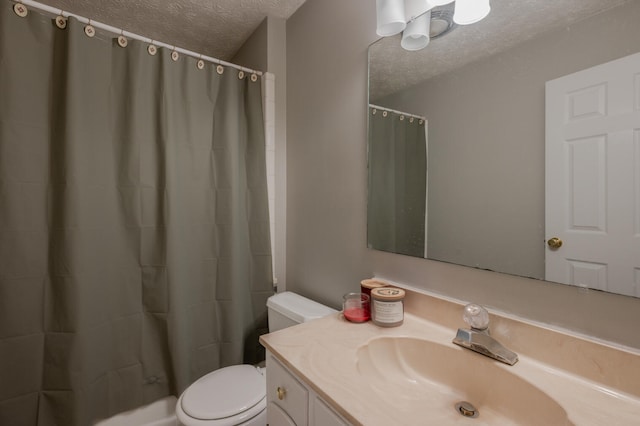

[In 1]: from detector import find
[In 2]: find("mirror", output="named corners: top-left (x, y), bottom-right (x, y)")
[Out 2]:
top-left (367, 0), bottom-right (640, 297)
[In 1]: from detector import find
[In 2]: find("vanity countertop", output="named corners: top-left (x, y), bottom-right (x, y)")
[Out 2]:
top-left (260, 289), bottom-right (640, 425)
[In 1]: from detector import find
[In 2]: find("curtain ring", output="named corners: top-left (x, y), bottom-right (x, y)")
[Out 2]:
top-left (171, 48), bottom-right (179, 62)
top-left (14, 2), bottom-right (29, 17)
top-left (117, 29), bottom-right (128, 48)
top-left (216, 64), bottom-right (224, 75)
top-left (197, 54), bottom-right (205, 70)
top-left (251, 73), bottom-right (258, 82)
top-left (409, 117), bottom-right (414, 123)
top-left (55, 10), bottom-right (67, 29)
top-left (238, 70), bottom-right (245, 79)
top-left (400, 115), bottom-right (405, 121)
top-left (382, 111), bottom-right (388, 118)
top-left (84, 19), bottom-right (95, 38)
top-left (147, 41), bottom-right (157, 56)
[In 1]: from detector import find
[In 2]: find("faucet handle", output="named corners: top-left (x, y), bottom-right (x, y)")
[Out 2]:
top-left (463, 303), bottom-right (490, 330)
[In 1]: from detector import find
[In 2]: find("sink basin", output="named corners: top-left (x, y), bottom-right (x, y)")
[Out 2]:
top-left (356, 337), bottom-right (573, 425)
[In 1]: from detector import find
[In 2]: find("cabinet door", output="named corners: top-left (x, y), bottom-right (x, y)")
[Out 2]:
top-left (268, 401), bottom-right (297, 426)
top-left (311, 395), bottom-right (350, 426)
top-left (266, 353), bottom-right (308, 426)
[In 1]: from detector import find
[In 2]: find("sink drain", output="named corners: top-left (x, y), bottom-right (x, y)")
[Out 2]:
top-left (455, 401), bottom-right (479, 418)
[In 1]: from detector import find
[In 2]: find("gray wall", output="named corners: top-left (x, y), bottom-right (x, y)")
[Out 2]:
top-left (234, 17), bottom-right (288, 290)
top-left (286, 0), bottom-right (640, 350)
top-left (376, 1), bottom-right (640, 281)
top-left (232, 18), bottom-right (268, 71)
top-left (286, 0), bottom-right (374, 308)
top-left (265, 17), bottom-right (288, 293)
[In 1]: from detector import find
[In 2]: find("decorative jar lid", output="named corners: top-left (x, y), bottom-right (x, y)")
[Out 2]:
top-left (360, 278), bottom-right (389, 290)
top-left (371, 287), bottom-right (405, 301)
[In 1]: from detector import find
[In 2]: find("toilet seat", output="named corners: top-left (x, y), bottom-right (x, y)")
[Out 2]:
top-left (177, 365), bottom-right (266, 426)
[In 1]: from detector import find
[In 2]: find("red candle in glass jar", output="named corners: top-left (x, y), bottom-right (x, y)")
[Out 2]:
top-left (344, 306), bottom-right (370, 322)
top-left (342, 293), bottom-right (370, 323)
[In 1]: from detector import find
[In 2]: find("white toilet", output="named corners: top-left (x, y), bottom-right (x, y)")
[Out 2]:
top-left (175, 291), bottom-right (337, 426)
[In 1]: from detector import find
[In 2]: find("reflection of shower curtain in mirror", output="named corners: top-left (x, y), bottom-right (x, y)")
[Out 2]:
top-left (368, 106), bottom-right (427, 258)
top-left (0, 6), bottom-right (273, 425)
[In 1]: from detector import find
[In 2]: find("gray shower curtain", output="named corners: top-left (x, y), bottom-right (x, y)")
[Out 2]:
top-left (0, 6), bottom-right (273, 426)
top-left (368, 106), bottom-right (427, 258)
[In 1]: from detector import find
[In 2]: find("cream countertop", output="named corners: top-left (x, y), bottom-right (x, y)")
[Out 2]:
top-left (260, 289), bottom-right (640, 425)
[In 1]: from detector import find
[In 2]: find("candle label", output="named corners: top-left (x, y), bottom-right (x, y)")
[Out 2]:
top-left (372, 300), bottom-right (403, 323)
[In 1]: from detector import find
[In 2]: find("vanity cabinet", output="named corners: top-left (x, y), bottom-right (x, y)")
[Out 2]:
top-left (266, 351), bottom-right (350, 426)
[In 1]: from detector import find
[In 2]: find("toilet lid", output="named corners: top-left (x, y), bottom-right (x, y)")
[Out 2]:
top-left (181, 365), bottom-right (266, 420)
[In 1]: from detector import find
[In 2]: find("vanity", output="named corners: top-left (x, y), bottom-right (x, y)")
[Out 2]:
top-left (260, 285), bottom-right (640, 425)
top-left (264, 351), bottom-right (350, 426)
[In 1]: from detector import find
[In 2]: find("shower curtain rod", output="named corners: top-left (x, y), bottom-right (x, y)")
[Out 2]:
top-left (17, 0), bottom-right (263, 76)
top-left (369, 104), bottom-right (426, 121)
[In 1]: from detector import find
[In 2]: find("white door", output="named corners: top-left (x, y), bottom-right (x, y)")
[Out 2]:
top-left (546, 52), bottom-right (640, 297)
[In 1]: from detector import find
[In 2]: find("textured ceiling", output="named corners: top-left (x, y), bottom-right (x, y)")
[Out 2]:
top-left (370, 0), bottom-right (632, 101)
top-left (32, 0), bottom-right (307, 60)
top-left (25, 0), bottom-right (632, 96)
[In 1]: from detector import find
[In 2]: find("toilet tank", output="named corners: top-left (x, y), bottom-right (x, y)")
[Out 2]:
top-left (266, 292), bottom-right (337, 332)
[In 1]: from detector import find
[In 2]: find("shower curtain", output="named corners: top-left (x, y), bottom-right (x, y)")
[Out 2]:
top-left (0, 6), bottom-right (273, 426)
top-left (368, 106), bottom-right (427, 258)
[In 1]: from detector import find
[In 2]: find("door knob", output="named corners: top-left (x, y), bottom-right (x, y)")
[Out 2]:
top-left (276, 386), bottom-right (286, 400)
top-left (547, 237), bottom-right (563, 249)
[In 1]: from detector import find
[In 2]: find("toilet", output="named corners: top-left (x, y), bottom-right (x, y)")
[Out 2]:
top-left (175, 291), bottom-right (337, 426)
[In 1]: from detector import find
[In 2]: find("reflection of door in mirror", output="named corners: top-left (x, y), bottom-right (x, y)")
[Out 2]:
top-left (545, 51), bottom-right (640, 298)
top-left (367, 105), bottom-right (427, 258)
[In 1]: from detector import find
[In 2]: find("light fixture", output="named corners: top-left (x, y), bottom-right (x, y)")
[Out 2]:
top-left (376, 0), bottom-right (490, 51)
top-left (429, 6), bottom-right (456, 39)
top-left (401, 10), bottom-right (431, 51)
top-left (376, 0), bottom-right (407, 36)
top-left (403, 0), bottom-right (432, 21)
top-left (453, 0), bottom-right (490, 25)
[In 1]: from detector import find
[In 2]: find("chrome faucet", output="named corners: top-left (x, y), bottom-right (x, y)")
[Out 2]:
top-left (452, 303), bottom-right (519, 366)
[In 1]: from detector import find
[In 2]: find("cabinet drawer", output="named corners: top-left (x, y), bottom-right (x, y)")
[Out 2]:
top-left (266, 353), bottom-right (308, 425)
